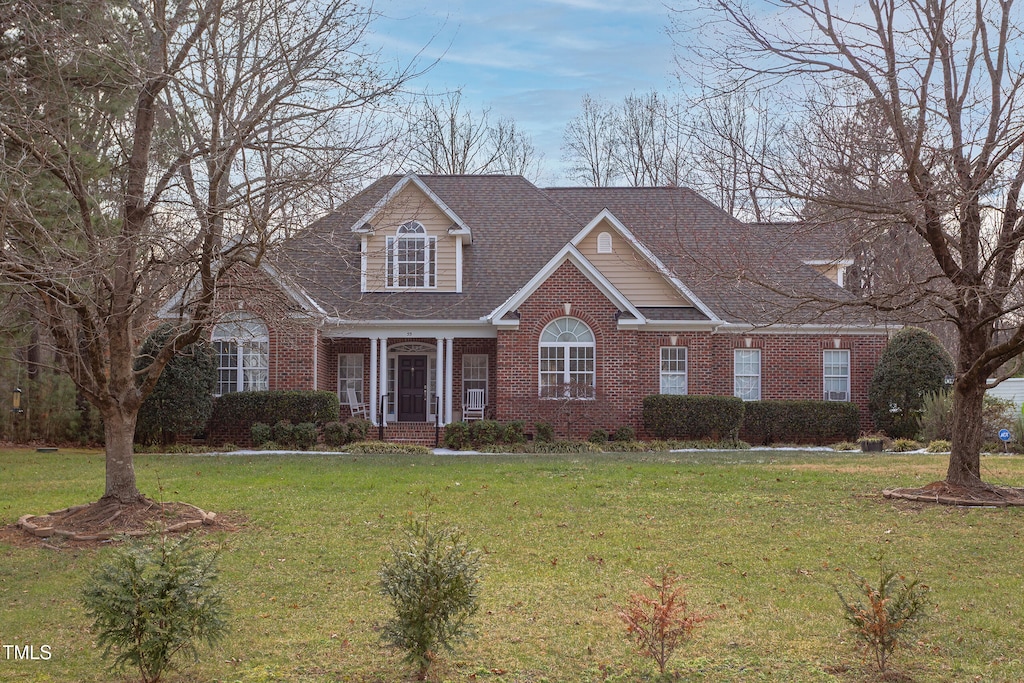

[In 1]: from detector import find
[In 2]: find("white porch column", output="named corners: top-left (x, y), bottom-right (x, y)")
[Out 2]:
top-left (435, 337), bottom-right (445, 425)
top-left (444, 337), bottom-right (454, 424)
top-left (378, 337), bottom-right (389, 426)
top-left (369, 336), bottom-right (379, 426)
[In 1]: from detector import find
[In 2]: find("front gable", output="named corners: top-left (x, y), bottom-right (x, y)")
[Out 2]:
top-left (575, 218), bottom-right (692, 307)
top-left (354, 176), bottom-right (467, 293)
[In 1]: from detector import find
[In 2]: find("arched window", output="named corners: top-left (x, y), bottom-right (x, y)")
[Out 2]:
top-left (539, 317), bottom-right (595, 398)
top-left (212, 313), bottom-right (269, 395)
top-left (387, 220), bottom-right (436, 288)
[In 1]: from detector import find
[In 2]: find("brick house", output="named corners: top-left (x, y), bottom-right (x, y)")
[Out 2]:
top-left (198, 173), bottom-right (893, 441)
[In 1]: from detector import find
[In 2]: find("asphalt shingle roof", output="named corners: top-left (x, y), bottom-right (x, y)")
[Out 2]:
top-left (272, 175), bottom-right (882, 327)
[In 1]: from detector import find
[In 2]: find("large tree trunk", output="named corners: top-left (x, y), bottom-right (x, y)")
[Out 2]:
top-left (946, 378), bottom-right (985, 486)
top-left (101, 409), bottom-right (144, 504)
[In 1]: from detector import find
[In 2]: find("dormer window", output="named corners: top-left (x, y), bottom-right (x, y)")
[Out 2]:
top-left (387, 221), bottom-right (436, 288)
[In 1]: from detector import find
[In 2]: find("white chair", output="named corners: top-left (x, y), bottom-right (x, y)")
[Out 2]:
top-left (346, 387), bottom-right (367, 419)
top-left (463, 388), bottom-right (485, 421)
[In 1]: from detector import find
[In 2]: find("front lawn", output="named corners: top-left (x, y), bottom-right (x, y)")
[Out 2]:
top-left (1, 448), bottom-right (1023, 682)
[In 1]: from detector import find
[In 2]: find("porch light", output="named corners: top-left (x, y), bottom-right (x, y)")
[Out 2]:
top-left (11, 387), bottom-right (24, 413)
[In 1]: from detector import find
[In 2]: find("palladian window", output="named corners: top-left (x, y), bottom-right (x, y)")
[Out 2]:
top-left (386, 221), bottom-right (436, 288)
top-left (212, 313), bottom-right (269, 395)
top-left (539, 317), bottom-right (595, 398)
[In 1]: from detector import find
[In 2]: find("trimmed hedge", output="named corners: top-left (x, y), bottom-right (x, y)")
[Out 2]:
top-left (210, 390), bottom-right (340, 434)
top-left (742, 400), bottom-right (860, 445)
top-left (642, 395), bottom-right (745, 439)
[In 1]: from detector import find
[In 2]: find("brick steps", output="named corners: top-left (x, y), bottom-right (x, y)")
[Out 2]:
top-left (376, 422), bottom-right (445, 447)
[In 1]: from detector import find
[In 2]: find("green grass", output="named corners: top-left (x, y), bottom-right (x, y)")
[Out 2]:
top-left (1, 448), bottom-right (1023, 682)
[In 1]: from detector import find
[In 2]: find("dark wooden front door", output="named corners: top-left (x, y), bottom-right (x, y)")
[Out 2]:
top-left (397, 356), bottom-right (427, 422)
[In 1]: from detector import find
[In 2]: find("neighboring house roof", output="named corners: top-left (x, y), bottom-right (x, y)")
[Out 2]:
top-left (271, 174), bottom-right (886, 328)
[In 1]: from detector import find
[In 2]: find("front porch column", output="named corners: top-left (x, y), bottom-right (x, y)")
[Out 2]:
top-left (378, 336), bottom-right (388, 426)
top-left (445, 336), bottom-right (454, 424)
top-left (369, 336), bottom-right (379, 426)
top-left (435, 337), bottom-right (445, 425)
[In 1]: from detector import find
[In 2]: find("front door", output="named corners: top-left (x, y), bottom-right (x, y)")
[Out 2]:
top-left (398, 355), bottom-right (427, 421)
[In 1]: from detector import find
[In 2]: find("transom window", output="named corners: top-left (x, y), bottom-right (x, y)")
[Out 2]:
top-left (387, 221), bottom-right (436, 288)
top-left (212, 314), bottom-right (269, 395)
top-left (539, 317), bottom-right (595, 398)
top-left (733, 348), bottom-right (761, 401)
top-left (660, 347), bottom-right (688, 394)
top-left (823, 350), bottom-right (850, 401)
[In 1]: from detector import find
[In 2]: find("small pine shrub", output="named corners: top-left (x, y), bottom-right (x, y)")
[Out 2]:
top-left (293, 422), bottom-right (318, 450)
top-left (612, 426), bottom-right (636, 442)
top-left (379, 521), bottom-right (481, 680)
top-left (250, 422), bottom-right (272, 447)
top-left (618, 569), bottom-right (708, 676)
top-left (835, 562), bottom-right (928, 675)
top-left (889, 438), bottom-right (921, 453)
top-left (80, 533), bottom-right (228, 683)
top-left (534, 421), bottom-right (554, 443)
top-left (443, 422), bottom-right (471, 450)
top-left (323, 421), bottom-right (348, 447)
top-left (501, 420), bottom-right (527, 444)
top-left (588, 428), bottom-right (609, 444)
top-left (272, 420), bottom-right (295, 447)
top-left (926, 439), bottom-right (951, 453)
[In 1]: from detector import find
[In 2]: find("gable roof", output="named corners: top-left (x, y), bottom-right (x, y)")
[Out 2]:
top-left (271, 175), bottom-right (884, 328)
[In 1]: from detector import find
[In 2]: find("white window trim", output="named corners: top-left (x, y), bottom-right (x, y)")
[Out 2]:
top-left (386, 221), bottom-right (437, 289)
top-left (823, 349), bottom-right (851, 401)
top-left (659, 346), bottom-right (688, 395)
top-left (539, 317), bottom-right (596, 399)
top-left (338, 353), bottom-right (364, 403)
top-left (212, 315), bottom-right (269, 396)
top-left (733, 348), bottom-right (761, 401)
top-left (462, 354), bottom-right (488, 405)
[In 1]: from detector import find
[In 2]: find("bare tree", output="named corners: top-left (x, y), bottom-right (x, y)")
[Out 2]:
top-left (0, 0), bottom-right (414, 505)
top-left (405, 92), bottom-right (541, 177)
top-left (681, 0), bottom-right (1024, 492)
top-left (562, 94), bottom-right (621, 186)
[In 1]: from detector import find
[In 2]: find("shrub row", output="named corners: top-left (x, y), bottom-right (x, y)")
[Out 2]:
top-left (642, 395), bottom-right (745, 440)
top-left (643, 394), bottom-right (860, 445)
top-left (211, 390), bottom-right (340, 434)
top-left (443, 420), bottom-right (527, 450)
top-left (742, 400), bottom-right (860, 445)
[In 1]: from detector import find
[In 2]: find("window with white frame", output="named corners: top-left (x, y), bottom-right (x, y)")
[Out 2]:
top-left (823, 349), bottom-right (850, 401)
top-left (660, 347), bottom-right (688, 394)
top-left (539, 317), bottom-right (595, 398)
top-left (386, 221), bottom-right (436, 288)
top-left (733, 348), bottom-right (761, 401)
top-left (463, 354), bottom-right (488, 405)
top-left (212, 314), bottom-right (269, 395)
top-left (338, 354), bottom-right (363, 403)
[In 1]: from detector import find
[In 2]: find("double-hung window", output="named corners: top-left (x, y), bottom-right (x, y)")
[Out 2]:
top-left (539, 317), bottom-right (595, 398)
top-left (823, 350), bottom-right (850, 401)
top-left (463, 354), bottom-right (488, 405)
top-left (386, 221), bottom-right (436, 288)
top-left (212, 314), bottom-right (269, 395)
top-left (660, 347), bottom-right (688, 394)
top-left (338, 354), bottom-right (364, 403)
top-left (733, 349), bottom-right (761, 401)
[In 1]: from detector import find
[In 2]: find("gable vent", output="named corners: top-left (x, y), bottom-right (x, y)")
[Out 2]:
top-left (597, 231), bottom-right (613, 254)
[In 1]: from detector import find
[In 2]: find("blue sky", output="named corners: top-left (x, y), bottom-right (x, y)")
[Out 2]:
top-left (371, 0), bottom-right (680, 183)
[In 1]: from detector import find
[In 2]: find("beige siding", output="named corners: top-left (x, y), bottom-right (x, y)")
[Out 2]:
top-left (363, 184), bottom-right (458, 291)
top-left (811, 263), bottom-right (841, 285)
top-left (578, 225), bottom-right (691, 306)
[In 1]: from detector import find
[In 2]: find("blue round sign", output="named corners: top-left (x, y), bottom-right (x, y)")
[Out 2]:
top-left (999, 428), bottom-right (1012, 442)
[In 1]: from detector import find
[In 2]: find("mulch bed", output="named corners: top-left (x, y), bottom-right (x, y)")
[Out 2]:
top-left (884, 480), bottom-right (1024, 507)
top-left (1, 499), bottom-right (232, 548)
